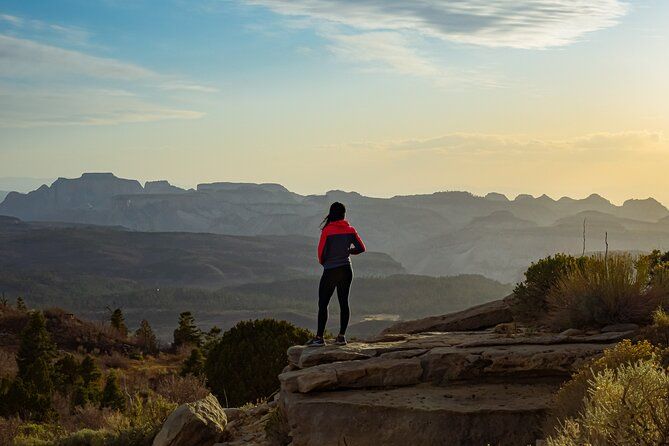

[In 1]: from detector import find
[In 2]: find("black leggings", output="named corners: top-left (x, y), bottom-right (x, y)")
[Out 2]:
top-left (317, 264), bottom-right (353, 337)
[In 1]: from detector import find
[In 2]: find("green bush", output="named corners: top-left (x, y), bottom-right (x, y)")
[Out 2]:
top-left (511, 254), bottom-right (584, 322)
top-left (205, 319), bottom-right (311, 407)
top-left (547, 358), bottom-right (669, 446)
top-left (546, 253), bottom-right (664, 330)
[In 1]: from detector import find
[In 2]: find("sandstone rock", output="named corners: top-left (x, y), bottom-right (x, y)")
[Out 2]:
top-left (601, 323), bottom-right (639, 333)
top-left (153, 394), bottom-right (227, 446)
top-left (297, 345), bottom-right (372, 368)
top-left (280, 358), bottom-right (422, 393)
top-left (559, 328), bottom-right (583, 336)
top-left (281, 382), bottom-right (557, 446)
top-left (379, 348), bottom-right (427, 359)
top-left (382, 298), bottom-right (513, 334)
top-left (277, 325), bottom-right (626, 445)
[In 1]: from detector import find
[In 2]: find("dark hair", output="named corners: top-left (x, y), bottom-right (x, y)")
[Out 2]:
top-left (320, 202), bottom-right (346, 230)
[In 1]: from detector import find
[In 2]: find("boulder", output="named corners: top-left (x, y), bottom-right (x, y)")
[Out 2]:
top-left (382, 298), bottom-right (513, 334)
top-left (153, 394), bottom-right (227, 446)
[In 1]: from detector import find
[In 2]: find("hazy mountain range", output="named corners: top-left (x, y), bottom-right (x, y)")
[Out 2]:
top-left (2, 173), bottom-right (669, 282)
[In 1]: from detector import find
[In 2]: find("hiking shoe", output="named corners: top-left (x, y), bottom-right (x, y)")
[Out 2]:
top-left (305, 337), bottom-right (325, 347)
top-left (334, 335), bottom-right (347, 346)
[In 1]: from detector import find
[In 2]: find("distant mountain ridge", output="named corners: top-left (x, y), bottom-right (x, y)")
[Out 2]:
top-left (2, 173), bottom-right (669, 281)
top-left (0, 215), bottom-right (403, 289)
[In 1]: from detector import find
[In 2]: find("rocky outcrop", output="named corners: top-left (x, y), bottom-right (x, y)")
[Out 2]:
top-left (278, 329), bottom-right (635, 446)
top-left (382, 298), bottom-right (513, 334)
top-left (153, 394), bottom-right (227, 446)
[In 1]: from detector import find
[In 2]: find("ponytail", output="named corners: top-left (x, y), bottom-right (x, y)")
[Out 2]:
top-left (320, 202), bottom-right (346, 230)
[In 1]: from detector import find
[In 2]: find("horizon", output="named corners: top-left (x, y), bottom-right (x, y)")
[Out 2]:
top-left (0, 171), bottom-right (665, 207)
top-left (1, 1), bottom-right (668, 203)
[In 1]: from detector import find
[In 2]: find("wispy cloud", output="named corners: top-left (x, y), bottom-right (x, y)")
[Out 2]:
top-left (0, 12), bottom-right (90, 45)
top-left (0, 12), bottom-right (215, 128)
top-left (0, 86), bottom-right (203, 127)
top-left (0, 34), bottom-right (154, 80)
top-left (346, 130), bottom-right (667, 155)
top-left (247, 0), bottom-right (629, 49)
top-left (245, 0), bottom-right (629, 86)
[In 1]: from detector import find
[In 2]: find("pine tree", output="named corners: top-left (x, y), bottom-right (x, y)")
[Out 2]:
top-left (100, 371), bottom-right (125, 411)
top-left (135, 319), bottom-right (159, 355)
top-left (180, 348), bottom-right (205, 377)
top-left (110, 308), bottom-right (128, 337)
top-left (16, 296), bottom-right (27, 312)
top-left (7, 311), bottom-right (57, 420)
top-left (173, 311), bottom-right (202, 348)
top-left (54, 353), bottom-right (80, 390)
top-left (73, 355), bottom-right (102, 406)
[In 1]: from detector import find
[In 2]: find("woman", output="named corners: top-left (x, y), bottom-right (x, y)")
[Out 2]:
top-left (306, 202), bottom-right (366, 347)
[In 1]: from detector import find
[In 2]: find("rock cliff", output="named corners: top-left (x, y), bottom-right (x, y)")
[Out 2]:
top-left (276, 313), bottom-right (635, 445)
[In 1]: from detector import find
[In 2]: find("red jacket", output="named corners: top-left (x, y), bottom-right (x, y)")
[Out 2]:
top-left (317, 219), bottom-right (366, 269)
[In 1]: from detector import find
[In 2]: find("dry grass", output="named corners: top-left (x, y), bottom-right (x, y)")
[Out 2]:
top-left (154, 374), bottom-right (209, 404)
top-left (546, 253), bottom-right (663, 330)
top-left (544, 339), bottom-right (660, 437)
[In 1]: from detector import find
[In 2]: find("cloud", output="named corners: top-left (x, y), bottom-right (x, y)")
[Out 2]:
top-left (0, 86), bottom-right (203, 127)
top-left (0, 34), bottom-right (154, 80)
top-left (348, 130), bottom-right (667, 155)
top-left (0, 11), bottom-right (216, 128)
top-left (327, 31), bottom-right (442, 78)
top-left (247, 0), bottom-right (629, 49)
top-left (0, 11), bottom-right (90, 45)
top-left (160, 81), bottom-right (220, 93)
top-left (245, 1), bottom-right (628, 86)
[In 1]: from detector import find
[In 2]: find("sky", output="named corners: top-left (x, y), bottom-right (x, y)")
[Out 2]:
top-left (0, 0), bottom-right (667, 203)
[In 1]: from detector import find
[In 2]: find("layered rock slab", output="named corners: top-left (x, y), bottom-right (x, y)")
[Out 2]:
top-left (283, 382), bottom-right (556, 446)
top-left (279, 329), bottom-right (634, 445)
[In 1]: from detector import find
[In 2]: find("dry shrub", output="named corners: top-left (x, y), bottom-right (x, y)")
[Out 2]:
top-left (638, 307), bottom-right (669, 348)
top-left (104, 394), bottom-right (176, 445)
top-left (101, 351), bottom-right (132, 369)
top-left (73, 404), bottom-right (114, 431)
top-left (545, 339), bottom-right (660, 436)
top-left (0, 417), bottom-right (22, 446)
top-left (547, 358), bottom-right (669, 446)
top-left (546, 253), bottom-right (662, 330)
top-left (155, 374), bottom-right (209, 404)
top-left (0, 349), bottom-right (17, 379)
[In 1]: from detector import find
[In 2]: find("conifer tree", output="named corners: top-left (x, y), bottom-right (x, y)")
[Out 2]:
top-left (173, 311), bottom-right (202, 348)
top-left (180, 348), bottom-right (205, 377)
top-left (135, 319), bottom-right (159, 355)
top-left (16, 296), bottom-right (27, 312)
top-left (100, 370), bottom-right (125, 411)
top-left (6, 311), bottom-right (57, 420)
top-left (71, 355), bottom-right (102, 406)
top-left (54, 353), bottom-right (80, 391)
top-left (110, 308), bottom-right (128, 337)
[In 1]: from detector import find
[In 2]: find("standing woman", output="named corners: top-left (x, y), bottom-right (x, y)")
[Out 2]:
top-left (306, 202), bottom-right (365, 347)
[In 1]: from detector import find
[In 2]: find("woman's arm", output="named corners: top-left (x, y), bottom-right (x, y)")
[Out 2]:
top-left (349, 230), bottom-right (366, 255)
